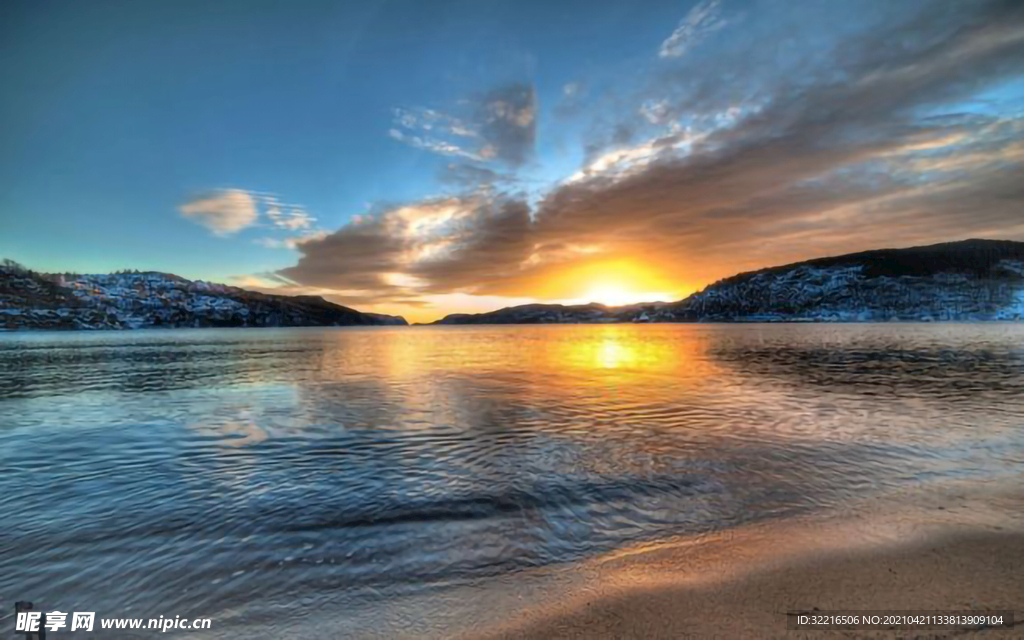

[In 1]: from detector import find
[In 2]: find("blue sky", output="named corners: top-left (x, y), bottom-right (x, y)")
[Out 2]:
top-left (1, 0), bottom-right (676, 275)
top-left (2, 0), bottom-right (1023, 321)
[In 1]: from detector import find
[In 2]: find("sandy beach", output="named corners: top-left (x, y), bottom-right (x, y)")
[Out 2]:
top-left (476, 532), bottom-right (1022, 639)
top-left (191, 480), bottom-right (1024, 640)
top-left (463, 482), bottom-right (1024, 640)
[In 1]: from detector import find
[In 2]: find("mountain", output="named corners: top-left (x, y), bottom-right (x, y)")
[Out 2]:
top-left (429, 302), bottom-right (671, 325)
top-left (431, 239), bottom-right (1024, 324)
top-left (0, 263), bottom-right (407, 330)
top-left (6, 239), bottom-right (1023, 330)
top-left (670, 239), bottom-right (1024, 322)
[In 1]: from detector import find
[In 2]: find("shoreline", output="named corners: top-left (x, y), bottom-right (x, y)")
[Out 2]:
top-left (5, 319), bottom-right (1024, 334)
top-left (199, 479), bottom-right (1024, 639)
top-left (463, 482), bottom-right (1024, 640)
top-left (474, 529), bottom-right (1023, 639)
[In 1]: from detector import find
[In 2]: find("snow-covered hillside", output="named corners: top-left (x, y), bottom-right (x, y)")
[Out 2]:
top-left (0, 267), bottom-right (406, 330)
top-left (433, 240), bottom-right (1024, 324)
top-left (671, 241), bottom-right (1024, 322)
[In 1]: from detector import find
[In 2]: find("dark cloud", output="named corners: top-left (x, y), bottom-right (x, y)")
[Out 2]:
top-left (285, 0), bottom-right (1024, 307)
top-left (438, 162), bottom-right (517, 189)
top-left (475, 83), bottom-right (536, 166)
top-left (389, 82), bottom-right (536, 169)
top-left (523, 0), bottom-right (1024, 273)
top-left (279, 196), bottom-right (534, 304)
top-left (409, 199), bottom-right (532, 292)
top-left (279, 213), bottom-right (407, 293)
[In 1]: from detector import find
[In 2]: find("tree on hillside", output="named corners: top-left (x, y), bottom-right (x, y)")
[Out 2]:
top-left (1, 258), bottom-right (27, 272)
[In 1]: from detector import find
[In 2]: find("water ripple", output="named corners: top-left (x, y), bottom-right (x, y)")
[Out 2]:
top-left (2, 324), bottom-right (1024, 627)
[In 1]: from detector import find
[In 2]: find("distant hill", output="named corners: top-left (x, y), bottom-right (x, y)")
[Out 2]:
top-left (7, 239), bottom-right (1024, 330)
top-left (430, 302), bottom-right (666, 325)
top-left (0, 263), bottom-right (407, 330)
top-left (431, 239), bottom-right (1024, 324)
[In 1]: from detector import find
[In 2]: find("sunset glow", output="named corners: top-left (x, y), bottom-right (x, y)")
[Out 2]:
top-left (580, 283), bottom-right (674, 307)
top-left (4, 1), bottom-right (1024, 635)
top-left (535, 259), bottom-right (687, 309)
top-left (4, 0), bottom-right (1023, 324)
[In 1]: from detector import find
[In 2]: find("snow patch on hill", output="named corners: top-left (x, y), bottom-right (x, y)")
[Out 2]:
top-left (0, 268), bottom-right (406, 330)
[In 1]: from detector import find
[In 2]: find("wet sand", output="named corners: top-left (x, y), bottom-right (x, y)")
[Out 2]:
top-left (199, 481), bottom-right (1024, 640)
top-left (473, 531), bottom-right (1022, 639)
top-left (464, 483), bottom-right (1024, 640)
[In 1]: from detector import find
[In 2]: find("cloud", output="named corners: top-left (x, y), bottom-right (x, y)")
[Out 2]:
top-left (438, 162), bottom-right (518, 188)
top-left (528, 0), bottom-right (1024, 275)
top-left (254, 230), bottom-right (328, 250)
top-left (639, 99), bottom-right (672, 125)
top-left (182, 188), bottom-right (328, 248)
top-left (180, 189), bottom-right (259, 235)
top-left (283, 0), bottom-right (1024, 307)
top-left (226, 272), bottom-right (425, 309)
top-left (389, 82), bottom-right (537, 168)
top-left (279, 195), bottom-right (535, 304)
top-left (659, 0), bottom-right (730, 59)
top-left (476, 83), bottom-right (536, 166)
top-left (263, 196), bottom-right (316, 230)
top-left (387, 127), bottom-right (482, 161)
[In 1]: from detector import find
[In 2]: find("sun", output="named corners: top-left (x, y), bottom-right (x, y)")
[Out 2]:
top-left (581, 280), bottom-right (677, 307)
top-left (583, 283), bottom-right (640, 307)
top-left (537, 258), bottom-right (688, 307)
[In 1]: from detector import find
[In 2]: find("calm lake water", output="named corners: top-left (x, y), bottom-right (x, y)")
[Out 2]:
top-left (2, 324), bottom-right (1024, 633)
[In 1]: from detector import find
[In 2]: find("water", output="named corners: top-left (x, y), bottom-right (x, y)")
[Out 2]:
top-left (2, 324), bottom-right (1023, 632)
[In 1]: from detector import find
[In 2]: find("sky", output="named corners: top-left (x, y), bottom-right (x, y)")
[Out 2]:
top-left (2, 0), bottom-right (1023, 322)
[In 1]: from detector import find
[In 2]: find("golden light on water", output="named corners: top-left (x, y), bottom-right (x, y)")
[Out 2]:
top-left (595, 339), bottom-right (635, 369)
top-left (556, 325), bottom-right (712, 377)
top-left (565, 327), bottom-right (673, 371)
top-left (327, 324), bottom-right (721, 386)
